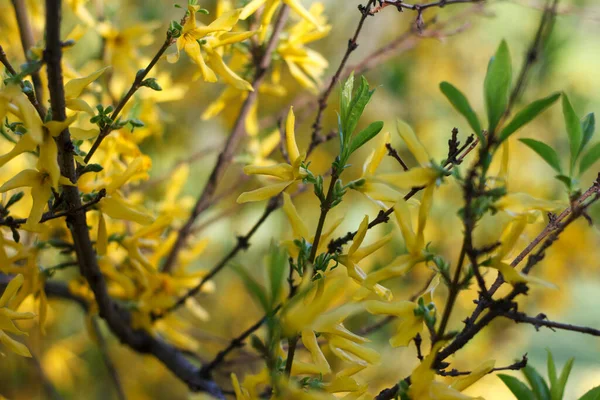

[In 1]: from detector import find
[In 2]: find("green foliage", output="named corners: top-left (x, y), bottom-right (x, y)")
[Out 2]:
top-left (499, 350), bottom-right (578, 400)
top-left (338, 74), bottom-right (382, 165)
top-left (562, 94), bottom-right (583, 171)
top-left (484, 40), bottom-right (512, 134)
top-left (499, 93), bottom-right (561, 142)
top-left (439, 81), bottom-right (481, 137)
top-left (519, 138), bottom-right (562, 173)
top-left (579, 387), bottom-right (600, 400)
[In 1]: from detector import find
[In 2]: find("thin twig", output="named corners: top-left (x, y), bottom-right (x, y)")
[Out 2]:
top-left (91, 318), bottom-right (127, 400)
top-left (502, 312), bottom-right (600, 336)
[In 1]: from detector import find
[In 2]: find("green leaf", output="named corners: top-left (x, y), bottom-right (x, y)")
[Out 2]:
top-left (579, 142), bottom-right (600, 175)
top-left (562, 94), bottom-right (583, 169)
top-left (341, 73), bottom-right (355, 123)
top-left (80, 163), bottom-right (104, 175)
top-left (519, 138), bottom-right (562, 173)
top-left (555, 174), bottom-right (575, 192)
top-left (499, 92), bottom-right (561, 142)
top-left (141, 78), bottom-right (162, 91)
top-left (580, 113), bottom-right (596, 152)
top-left (547, 349), bottom-right (558, 391)
top-left (348, 121), bottom-right (384, 155)
top-left (231, 263), bottom-right (269, 312)
top-left (267, 245), bottom-right (287, 306)
top-left (498, 374), bottom-right (536, 400)
top-left (523, 365), bottom-right (551, 400)
top-left (578, 386), bottom-right (600, 400)
top-left (484, 40), bottom-right (512, 134)
top-left (439, 81), bottom-right (481, 138)
top-left (344, 76), bottom-right (374, 139)
top-left (552, 357), bottom-right (574, 400)
top-left (5, 191), bottom-right (25, 209)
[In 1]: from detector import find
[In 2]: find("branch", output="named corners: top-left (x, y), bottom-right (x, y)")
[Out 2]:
top-left (160, 5), bottom-right (291, 274)
top-left (10, 0), bottom-right (45, 110)
top-left (502, 312), bottom-right (600, 336)
top-left (90, 317), bottom-right (127, 400)
top-left (438, 354), bottom-right (528, 377)
top-left (44, 1), bottom-right (222, 396)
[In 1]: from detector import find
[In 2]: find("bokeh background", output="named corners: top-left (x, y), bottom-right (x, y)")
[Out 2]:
top-left (1, 0), bottom-right (599, 399)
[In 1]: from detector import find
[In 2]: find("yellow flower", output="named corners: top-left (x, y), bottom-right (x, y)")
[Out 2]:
top-left (167, 6), bottom-right (254, 90)
top-left (484, 217), bottom-right (557, 288)
top-left (63, 67), bottom-right (110, 115)
top-left (337, 216), bottom-right (392, 300)
top-left (352, 131), bottom-right (403, 206)
top-left (0, 168), bottom-right (74, 231)
top-left (240, 0), bottom-right (322, 34)
top-left (0, 274), bottom-right (36, 357)
top-left (365, 300), bottom-right (424, 347)
top-left (276, 3), bottom-right (331, 93)
top-left (237, 107), bottom-right (309, 203)
top-left (376, 119), bottom-right (443, 189)
top-left (408, 343), bottom-right (491, 400)
top-left (281, 192), bottom-right (342, 258)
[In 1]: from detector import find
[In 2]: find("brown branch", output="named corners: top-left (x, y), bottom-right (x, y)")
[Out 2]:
top-left (501, 312), bottom-right (600, 336)
top-left (385, 143), bottom-right (409, 171)
top-left (160, 5), bottom-right (291, 274)
top-left (44, 1), bottom-right (222, 396)
top-left (11, 0), bottom-right (45, 110)
top-left (438, 354), bottom-right (528, 377)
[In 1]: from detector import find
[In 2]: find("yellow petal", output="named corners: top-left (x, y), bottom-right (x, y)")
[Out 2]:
top-left (24, 183), bottom-right (52, 230)
top-left (377, 167), bottom-right (439, 189)
top-left (328, 336), bottom-right (380, 365)
top-left (394, 199), bottom-right (417, 253)
top-left (0, 274), bottom-right (24, 307)
top-left (0, 134), bottom-right (37, 168)
top-left (38, 138), bottom-right (60, 189)
top-left (44, 114), bottom-right (77, 137)
top-left (301, 329), bottom-right (330, 374)
top-left (212, 31), bottom-right (257, 48)
top-left (285, 60), bottom-right (318, 93)
top-left (451, 360), bottom-right (496, 391)
top-left (348, 216), bottom-right (369, 256)
top-left (12, 94), bottom-right (43, 144)
top-left (243, 163), bottom-right (293, 180)
top-left (284, 0), bottom-right (322, 28)
top-left (207, 52), bottom-right (254, 91)
top-left (282, 193), bottom-right (310, 239)
top-left (239, 0), bottom-right (266, 20)
top-left (352, 234), bottom-right (392, 262)
top-left (191, 9), bottom-right (241, 37)
top-left (364, 131), bottom-right (391, 176)
top-left (184, 42), bottom-right (217, 82)
top-left (99, 195), bottom-right (154, 225)
top-left (0, 331), bottom-right (31, 357)
top-left (65, 98), bottom-right (95, 115)
top-left (0, 169), bottom-right (41, 192)
top-left (284, 107), bottom-right (301, 162)
top-left (236, 181), bottom-right (291, 203)
top-left (64, 66), bottom-right (110, 99)
top-left (396, 119), bottom-right (430, 166)
top-left (416, 184), bottom-right (434, 251)
top-left (70, 127), bottom-right (100, 140)
top-left (492, 262), bottom-right (557, 289)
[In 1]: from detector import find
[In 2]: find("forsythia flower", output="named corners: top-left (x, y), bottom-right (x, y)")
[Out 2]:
top-left (237, 107), bottom-right (309, 203)
top-left (338, 216), bottom-right (392, 300)
top-left (376, 119), bottom-right (443, 189)
top-left (240, 0), bottom-right (322, 34)
top-left (408, 343), bottom-right (493, 399)
top-left (365, 276), bottom-right (439, 347)
top-left (167, 6), bottom-right (254, 90)
top-left (281, 192), bottom-right (342, 257)
top-left (0, 274), bottom-right (35, 357)
top-left (276, 3), bottom-right (330, 93)
top-left (484, 217), bottom-right (557, 288)
top-left (352, 131), bottom-right (403, 206)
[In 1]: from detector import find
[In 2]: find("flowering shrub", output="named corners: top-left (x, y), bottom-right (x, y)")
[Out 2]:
top-left (0, 0), bottom-right (599, 399)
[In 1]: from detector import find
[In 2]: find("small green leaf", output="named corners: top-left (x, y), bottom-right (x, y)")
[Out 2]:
top-left (268, 245), bottom-right (287, 306)
top-left (499, 92), bottom-right (561, 142)
top-left (562, 94), bottom-right (583, 169)
top-left (519, 138), bottom-right (562, 173)
top-left (341, 73), bottom-right (355, 123)
top-left (523, 365), bottom-right (551, 400)
top-left (578, 386), bottom-right (600, 400)
top-left (348, 121), bottom-right (384, 155)
top-left (80, 163), bottom-right (104, 175)
top-left (579, 142), bottom-right (600, 175)
top-left (141, 78), bottom-right (162, 91)
top-left (498, 374), bottom-right (536, 400)
top-left (552, 357), bottom-right (574, 400)
top-left (231, 264), bottom-right (269, 312)
top-left (344, 76), bottom-right (374, 139)
top-left (547, 349), bottom-right (558, 391)
top-left (5, 192), bottom-right (25, 209)
top-left (580, 113), bottom-right (596, 152)
top-left (484, 40), bottom-right (512, 134)
top-left (439, 81), bottom-right (481, 138)
top-left (555, 174), bottom-right (575, 191)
